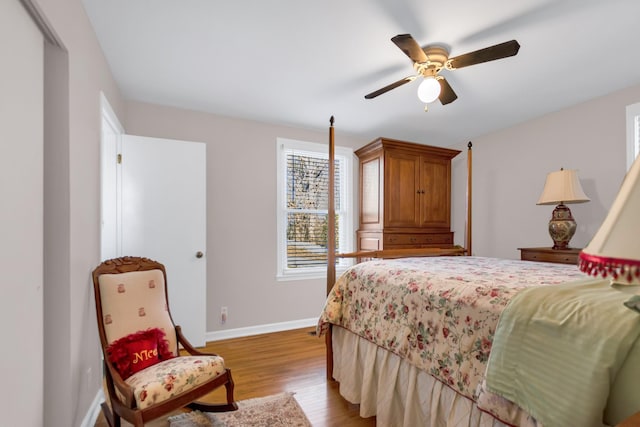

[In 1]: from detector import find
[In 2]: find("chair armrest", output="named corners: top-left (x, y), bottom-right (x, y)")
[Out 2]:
top-left (175, 325), bottom-right (220, 357)
top-left (104, 359), bottom-right (136, 407)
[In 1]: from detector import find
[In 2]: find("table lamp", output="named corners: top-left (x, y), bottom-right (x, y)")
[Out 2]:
top-left (579, 155), bottom-right (640, 295)
top-left (537, 168), bottom-right (590, 249)
top-left (580, 155), bottom-right (640, 427)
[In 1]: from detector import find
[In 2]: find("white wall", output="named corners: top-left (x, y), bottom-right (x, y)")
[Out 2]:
top-left (43, 37), bottom-right (72, 426)
top-left (0, 2), bottom-right (43, 425)
top-left (451, 83), bottom-right (640, 259)
top-left (124, 102), bottom-right (365, 334)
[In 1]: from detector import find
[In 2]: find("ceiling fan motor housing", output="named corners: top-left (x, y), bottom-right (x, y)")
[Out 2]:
top-left (414, 46), bottom-right (449, 77)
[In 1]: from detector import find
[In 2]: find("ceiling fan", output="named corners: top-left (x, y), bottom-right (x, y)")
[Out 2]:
top-left (365, 34), bottom-right (520, 108)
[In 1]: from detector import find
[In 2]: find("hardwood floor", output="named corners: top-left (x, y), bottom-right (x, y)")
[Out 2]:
top-left (94, 328), bottom-right (376, 426)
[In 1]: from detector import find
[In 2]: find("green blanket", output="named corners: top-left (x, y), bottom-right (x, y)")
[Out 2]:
top-left (485, 278), bottom-right (640, 427)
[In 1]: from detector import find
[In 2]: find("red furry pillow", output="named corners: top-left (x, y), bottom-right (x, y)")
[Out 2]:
top-left (107, 328), bottom-right (174, 379)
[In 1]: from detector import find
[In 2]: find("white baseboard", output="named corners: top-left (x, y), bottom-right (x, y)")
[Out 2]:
top-left (80, 388), bottom-right (105, 427)
top-left (205, 317), bottom-right (318, 342)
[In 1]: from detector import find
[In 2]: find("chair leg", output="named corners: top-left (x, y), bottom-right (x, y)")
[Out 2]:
top-left (132, 412), bottom-right (145, 427)
top-left (100, 402), bottom-right (121, 427)
top-left (188, 401), bottom-right (238, 412)
top-left (225, 370), bottom-right (236, 407)
top-left (189, 370), bottom-right (238, 412)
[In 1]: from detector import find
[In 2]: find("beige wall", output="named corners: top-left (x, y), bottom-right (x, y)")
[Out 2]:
top-left (450, 83), bottom-right (640, 259)
top-left (125, 102), bottom-right (365, 333)
top-left (126, 80), bottom-right (640, 336)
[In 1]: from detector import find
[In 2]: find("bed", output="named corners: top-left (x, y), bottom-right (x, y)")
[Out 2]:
top-left (318, 118), bottom-right (640, 427)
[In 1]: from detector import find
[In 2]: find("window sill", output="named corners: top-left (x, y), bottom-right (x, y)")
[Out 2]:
top-left (276, 265), bottom-right (351, 282)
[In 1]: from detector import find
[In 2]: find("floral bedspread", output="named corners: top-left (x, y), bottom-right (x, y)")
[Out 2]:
top-left (317, 256), bottom-right (587, 401)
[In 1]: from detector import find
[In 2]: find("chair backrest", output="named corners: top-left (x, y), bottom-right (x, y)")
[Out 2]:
top-left (93, 257), bottom-right (178, 356)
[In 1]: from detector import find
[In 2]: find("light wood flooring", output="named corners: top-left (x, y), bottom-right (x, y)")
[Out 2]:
top-left (94, 328), bottom-right (376, 426)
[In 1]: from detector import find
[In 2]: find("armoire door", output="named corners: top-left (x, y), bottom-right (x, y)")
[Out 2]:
top-left (420, 156), bottom-right (451, 229)
top-left (384, 150), bottom-right (421, 228)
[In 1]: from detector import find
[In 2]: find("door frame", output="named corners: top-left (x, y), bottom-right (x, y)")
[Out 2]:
top-left (100, 93), bottom-right (124, 261)
top-left (99, 105), bottom-right (208, 346)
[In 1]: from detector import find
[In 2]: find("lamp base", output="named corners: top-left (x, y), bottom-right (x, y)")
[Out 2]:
top-left (548, 203), bottom-right (576, 250)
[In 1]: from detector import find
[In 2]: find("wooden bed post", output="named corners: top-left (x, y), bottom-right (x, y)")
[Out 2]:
top-left (326, 116), bottom-right (335, 380)
top-left (327, 115), bottom-right (336, 296)
top-left (466, 142), bottom-right (472, 256)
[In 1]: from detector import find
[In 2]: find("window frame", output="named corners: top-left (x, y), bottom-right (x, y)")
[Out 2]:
top-left (626, 102), bottom-right (640, 170)
top-left (276, 137), bottom-right (354, 280)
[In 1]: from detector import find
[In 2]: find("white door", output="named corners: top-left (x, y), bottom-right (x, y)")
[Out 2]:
top-left (1, 2), bottom-right (44, 425)
top-left (121, 135), bottom-right (207, 347)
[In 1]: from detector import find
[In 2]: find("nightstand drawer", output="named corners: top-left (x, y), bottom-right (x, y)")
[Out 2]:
top-left (518, 247), bottom-right (581, 265)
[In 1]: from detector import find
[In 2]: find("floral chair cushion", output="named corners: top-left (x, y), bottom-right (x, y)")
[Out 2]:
top-left (124, 355), bottom-right (226, 410)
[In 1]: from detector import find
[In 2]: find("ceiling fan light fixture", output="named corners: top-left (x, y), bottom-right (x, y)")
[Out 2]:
top-left (365, 34), bottom-right (520, 107)
top-left (417, 77), bottom-right (441, 103)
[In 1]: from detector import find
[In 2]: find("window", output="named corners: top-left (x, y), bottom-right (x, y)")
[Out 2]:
top-left (276, 138), bottom-right (353, 280)
top-left (626, 102), bottom-right (640, 170)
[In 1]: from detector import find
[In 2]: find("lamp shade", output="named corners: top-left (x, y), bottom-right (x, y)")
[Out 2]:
top-left (537, 169), bottom-right (590, 205)
top-left (417, 77), bottom-right (441, 103)
top-left (579, 156), bottom-right (640, 285)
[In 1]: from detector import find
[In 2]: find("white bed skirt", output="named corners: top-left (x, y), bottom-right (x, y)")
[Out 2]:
top-left (332, 326), bottom-right (511, 427)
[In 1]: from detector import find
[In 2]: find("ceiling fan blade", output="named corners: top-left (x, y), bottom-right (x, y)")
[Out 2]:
top-left (438, 78), bottom-right (458, 105)
top-left (447, 40), bottom-right (520, 70)
top-left (391, 34), bottom-right (428, 64)
top-left (364, 76), bottom-right (417, 99)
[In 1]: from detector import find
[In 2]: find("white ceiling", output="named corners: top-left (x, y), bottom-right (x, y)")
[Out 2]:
top-left (82, 0), bottom-right (640, 147)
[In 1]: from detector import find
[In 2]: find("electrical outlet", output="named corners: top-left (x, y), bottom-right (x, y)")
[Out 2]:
top-left (220, 306), bottom-right (228, 324)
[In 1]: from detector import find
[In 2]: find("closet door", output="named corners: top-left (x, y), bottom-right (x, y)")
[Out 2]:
top-left (121, 135), bottom-right (207, 347)
top-left (1, 1), bottom-right (44, 425)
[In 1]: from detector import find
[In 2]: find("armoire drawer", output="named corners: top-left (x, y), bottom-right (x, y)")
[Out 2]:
top-left (384, 233), bottom-right (453, 246)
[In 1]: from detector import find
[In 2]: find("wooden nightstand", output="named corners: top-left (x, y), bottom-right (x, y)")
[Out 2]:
top-left (518, 247), bottom-right (582, 265)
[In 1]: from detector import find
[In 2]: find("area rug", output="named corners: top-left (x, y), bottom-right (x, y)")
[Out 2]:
top-left (168, 392), bottom-right (312, 427)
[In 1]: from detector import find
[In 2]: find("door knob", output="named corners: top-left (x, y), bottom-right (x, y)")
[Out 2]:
top-left (196, 251), bottom-right (204, 258)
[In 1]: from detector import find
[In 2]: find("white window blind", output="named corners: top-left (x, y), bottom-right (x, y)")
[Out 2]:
top-left (635, 114), bottom-right (640, 160)
top-left (276, 138), bottom-right (353, 279)
top-left (626, 102), bottom-right (640, 170)
top-left (286, 151), bottom-right (340, 268)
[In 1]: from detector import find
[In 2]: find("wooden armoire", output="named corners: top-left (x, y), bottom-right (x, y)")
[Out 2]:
top-left (355, 137), bottom-right (461, 252)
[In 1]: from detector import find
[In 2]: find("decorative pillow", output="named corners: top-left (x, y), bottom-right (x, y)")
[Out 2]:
top-left (107, 328), bottom-right (174, 379)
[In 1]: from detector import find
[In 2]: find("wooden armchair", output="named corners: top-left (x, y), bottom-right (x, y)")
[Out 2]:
top-left (92, 256), bottom-right (237, 426)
